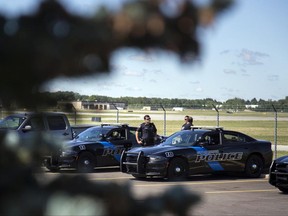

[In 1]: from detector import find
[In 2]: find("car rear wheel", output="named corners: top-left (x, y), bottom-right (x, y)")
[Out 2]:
top-left (167, 158), bottom-right (188, 180)
top-left (77, 152), bottom-right (95, 173)
top-left (245, 155), bottom-right (263, 178)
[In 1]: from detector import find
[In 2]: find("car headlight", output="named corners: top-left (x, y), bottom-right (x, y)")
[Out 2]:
top-left (148, 155), bottom-right (167, 162)
top-left (61, 149), bottom-right (77, 157)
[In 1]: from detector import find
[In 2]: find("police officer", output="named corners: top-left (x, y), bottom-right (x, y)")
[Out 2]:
top-left (181, 115), bottom-right (193, 130)
top-left (136, 115), bottom-right (157, 146)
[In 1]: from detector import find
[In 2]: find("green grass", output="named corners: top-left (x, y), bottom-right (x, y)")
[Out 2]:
top-left (67, 113), bottom-right (288, 146)
top-left (3, 109), bottom-right (286, 146)
top-left (274, 151), bottom-right (288, 159)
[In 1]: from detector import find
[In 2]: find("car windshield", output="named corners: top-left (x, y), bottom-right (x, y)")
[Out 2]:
top-left (75, 126), bottom-right (110, 142)
top-left (0, 116), bottom-right (26, 129)
top-left (162, 130), bottom-right (205, 147)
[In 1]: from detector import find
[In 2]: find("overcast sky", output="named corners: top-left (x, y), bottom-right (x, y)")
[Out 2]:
top-left (1, 0), bottom-right (288, 102)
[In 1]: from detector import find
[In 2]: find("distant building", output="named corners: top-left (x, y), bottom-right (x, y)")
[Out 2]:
top-left (245, 105), bottom-right (259, 109)
top-left (172, 107), bottom-right (184, 111)
top-left (141, 106), bottom-right (158, 111)
top-left (58, 101), bottom-right (126, 110)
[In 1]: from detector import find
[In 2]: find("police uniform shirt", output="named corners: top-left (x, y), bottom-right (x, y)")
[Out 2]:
top-left (137, 122), bottom-right (157, 144)
top-left (181, 123), bottom-right (192, 130)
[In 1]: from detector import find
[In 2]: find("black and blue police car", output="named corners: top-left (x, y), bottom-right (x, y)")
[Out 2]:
top-left (120, 126), bottom-right (273, 179)
top-left (44, 123), bottom-right (138, 172)
top-left (269, 155), bottom-right (288, 193)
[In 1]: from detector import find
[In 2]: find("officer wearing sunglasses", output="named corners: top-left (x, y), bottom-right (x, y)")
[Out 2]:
top-left (136, 115), bottom-right (157, 146)
top-left (181, 115), bottom-right (193, 130)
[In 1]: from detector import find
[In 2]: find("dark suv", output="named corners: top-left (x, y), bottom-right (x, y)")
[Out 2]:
top-left (44, 123), bottom-right (138, 172)
top-left (0, 112), bottom-right (73, 140)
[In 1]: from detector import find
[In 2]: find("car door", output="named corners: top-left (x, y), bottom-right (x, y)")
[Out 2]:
top-left (101, 128), bottom-right (129, 165)
top-left (18, 116), bottom-right (46, 143)
top-left (219, 131), bottom-right (248, 171)
top-left (191, 131), bottom-right (224, 174)
top-left (127, 127), bottom-right (138, 148)
top-left (45, 115), bottom-right (72, 141)
top-left (197, 131), bottom-right (245, 173)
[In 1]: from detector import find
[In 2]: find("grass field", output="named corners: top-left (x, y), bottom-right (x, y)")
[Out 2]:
top-left (1, 109), bottom-right (287, 159)
top-left (65, 109), bottom-right (288, 146)
top-left (2, 109), bottom-right (287, 146)
top-left (276, 151), bottom-right (288, 158)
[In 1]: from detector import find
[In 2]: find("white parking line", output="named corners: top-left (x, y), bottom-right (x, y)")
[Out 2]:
top-left (206, 189), bottom-right (277, 194)
top-left (132, 179), bottom-right (267, 187)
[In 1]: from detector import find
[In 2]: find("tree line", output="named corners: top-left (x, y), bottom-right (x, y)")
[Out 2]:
top-left (39, 91), bottom-right (288, 112)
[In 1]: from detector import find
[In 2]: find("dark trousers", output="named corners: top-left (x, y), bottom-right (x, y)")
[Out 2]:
top-left (142, 139), bottom-right (154, 146)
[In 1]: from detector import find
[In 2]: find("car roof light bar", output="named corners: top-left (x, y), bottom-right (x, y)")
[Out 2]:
top-left (100, 123), bottom-right (129, 127)
top-left (191, 126), bottom-right (224, 131)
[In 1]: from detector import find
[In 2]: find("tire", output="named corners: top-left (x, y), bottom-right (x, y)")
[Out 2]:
top-left (132, 174), bottom-right (146, 179)
top-left (167, 158), bottom-right (188, 180)
top-left (277, 187), bottom-right (288, 193)
top-left (46, 166), bottom-right (60, 172)
top-left (77, 152), bottom-right (96, 173)
top-left (245, 155), bottom-right (263, 178)
top-left (44, 157), bottom-right (60, 172)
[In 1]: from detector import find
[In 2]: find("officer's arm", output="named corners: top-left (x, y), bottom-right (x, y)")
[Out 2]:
top-left (136, 131), bottom-right (142, 144)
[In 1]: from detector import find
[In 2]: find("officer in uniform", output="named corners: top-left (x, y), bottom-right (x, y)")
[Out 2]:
top-left (181, 115), bottom-right (193, 130)
top-left (136, 115), bottom-right (157, 146)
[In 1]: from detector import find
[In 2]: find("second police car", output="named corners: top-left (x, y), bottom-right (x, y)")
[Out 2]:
top-left (44, 123), bottom-right (138, 172)
top-left (269, 155), bottom-right (288, 193)
top-left (120, 126), bottom-right (273, 179)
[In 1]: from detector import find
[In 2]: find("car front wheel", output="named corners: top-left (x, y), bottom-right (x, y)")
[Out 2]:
top-left (77, 152), bottom-right (95, 173)
top-left (167, 158), bottom-right (188, 180)
top-left (245, 155), bottom-right (263, 178)
top-left (46, 166), bottom-right (60, 172)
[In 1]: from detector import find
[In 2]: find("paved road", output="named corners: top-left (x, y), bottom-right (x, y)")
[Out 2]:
top-left (36, 169), bottom-right (288, 216)
top-left (272, 145), bottom-right (288, 151)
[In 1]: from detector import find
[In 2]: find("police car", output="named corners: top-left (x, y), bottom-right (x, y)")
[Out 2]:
top-left (44, 123), bottom-right (138, 172)
top-left (269, 155), bottom-right (288, 193)
top-left (120, 126), bottom-right (273, 179)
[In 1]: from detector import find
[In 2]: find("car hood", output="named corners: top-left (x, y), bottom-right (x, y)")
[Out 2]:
top-left (64, 139), bottom-right (98, 148)
top-left (275, 155), bottom-right (288, 164)
top-left (128, 144), bottom-right (184, 156)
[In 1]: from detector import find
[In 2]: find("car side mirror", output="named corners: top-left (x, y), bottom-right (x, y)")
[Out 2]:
top-left (106, 136), bottom-right (112, 141)
top-left (22, 125), bottom-right (32, 131)
top-left (196, 140), bottom-right (207, 146)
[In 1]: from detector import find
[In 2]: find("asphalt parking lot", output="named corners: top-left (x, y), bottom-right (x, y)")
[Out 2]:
top-left (37, 168), bottom-right (288, 216)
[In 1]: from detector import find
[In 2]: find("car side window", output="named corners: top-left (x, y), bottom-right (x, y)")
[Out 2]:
top-left (47, 116), bottom-right (67, 130)
top-left (109, 129), bottom-right (125, 140)
top-left (1, 116), bottom-right (24, 129)
top-left (129, 129), bottom-right (136, 138)
top-left (201, 133), bottom-right (220, 145)
top-left (223, 132), bottom-right (245, 143)
top-left (119, 129), bottom-right (126, 139)
top-left (25, 117), bottom-right (45, 130)
top-left (128, 128), bottom-right (138, 145)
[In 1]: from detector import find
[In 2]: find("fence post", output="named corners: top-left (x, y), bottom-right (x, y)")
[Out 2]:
top-left (72, 104), bottom-right (77, 125)
top-left (112, 103), bottom-right (119, 123)
top-left (160, 104), bottom-right (166, 136)
top-left (212, 104), bottom-right (219, 127)
top-left (272, 104), bottom-right (278, 159)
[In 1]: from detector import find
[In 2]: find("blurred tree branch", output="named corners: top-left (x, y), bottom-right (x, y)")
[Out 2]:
top-left (0, 0), bottom-right (233, 108)
top-left (0, 0), bottom-right (234, 215)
